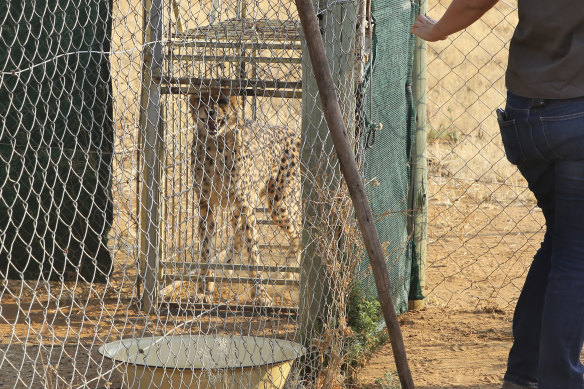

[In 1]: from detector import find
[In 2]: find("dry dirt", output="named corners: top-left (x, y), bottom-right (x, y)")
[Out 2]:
top-left (356, 189), bottom-right (543, 389)
top-left (359, 308), bottom-right (513, 389)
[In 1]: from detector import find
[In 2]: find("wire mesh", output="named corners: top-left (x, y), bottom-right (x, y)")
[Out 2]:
top-left (424, 0), bottom-right (543, 311)
top-left (0, 0), bottom-right (536, 386)
top-left (0, 0), bottom-right (388, 388)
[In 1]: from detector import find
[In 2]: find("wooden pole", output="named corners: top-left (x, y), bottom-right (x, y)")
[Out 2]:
top-left (294, 0), bottom-right (415, 387)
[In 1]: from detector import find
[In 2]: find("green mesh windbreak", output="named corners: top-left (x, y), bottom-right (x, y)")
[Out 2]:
top-left (0, 1), bottom-right (113, 282)
top-left (359, 0), bottom-right (418, 314)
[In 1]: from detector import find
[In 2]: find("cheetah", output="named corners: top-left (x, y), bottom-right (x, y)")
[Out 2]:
top-left (189, 90), bottom-right (301, 306)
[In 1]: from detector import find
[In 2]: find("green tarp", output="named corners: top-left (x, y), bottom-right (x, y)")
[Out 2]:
top-left (0, 1), bottom-right (113, 282)
top-left (360, 0), bottom-right (419, 314)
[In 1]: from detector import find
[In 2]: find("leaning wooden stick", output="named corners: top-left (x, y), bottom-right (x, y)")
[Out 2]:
top-left (294, 0), bottom-right (416, 388)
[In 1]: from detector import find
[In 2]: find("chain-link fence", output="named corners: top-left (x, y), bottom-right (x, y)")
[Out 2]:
top-left (0, 0), bottom-right (418, 387)
top-left (0, 0), bottom-right (537, 386)
top-left (424, 0), bottom-right (543, 311)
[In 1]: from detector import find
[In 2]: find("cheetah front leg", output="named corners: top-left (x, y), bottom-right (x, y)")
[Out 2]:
top-left (230, 198), bottom-right (274, 307)
top-left (196, 199), bottom-right (216, 304)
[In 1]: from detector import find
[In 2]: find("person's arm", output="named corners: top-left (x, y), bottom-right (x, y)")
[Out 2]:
top-left (410, 0), bottom-right (499, 41)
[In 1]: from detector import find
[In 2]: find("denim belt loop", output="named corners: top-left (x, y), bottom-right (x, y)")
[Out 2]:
top-left (531, 98), bottom-right (546, 108)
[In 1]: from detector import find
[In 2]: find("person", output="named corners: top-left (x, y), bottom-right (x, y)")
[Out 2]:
top-left (411, 1), bottom-right (584, 388)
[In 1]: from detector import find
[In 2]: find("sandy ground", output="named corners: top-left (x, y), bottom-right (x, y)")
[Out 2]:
top-left (356, 186), bottom-right (541, 388)
top-left (359, 308), bottom-right (513, 389)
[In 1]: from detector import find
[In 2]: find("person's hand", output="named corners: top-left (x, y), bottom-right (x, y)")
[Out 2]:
top-left (410, 14), bottom-right (448, 42)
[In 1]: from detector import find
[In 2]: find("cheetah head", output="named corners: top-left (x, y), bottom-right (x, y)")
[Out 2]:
top-left (190, 91), bottom-right (241, 136)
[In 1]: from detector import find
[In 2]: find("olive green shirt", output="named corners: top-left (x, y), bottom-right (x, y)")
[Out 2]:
top-left (506, 1), bottom-right (584, 99)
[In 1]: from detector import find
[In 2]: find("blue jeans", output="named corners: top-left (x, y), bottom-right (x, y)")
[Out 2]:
top-left (498, 91), bottom-right (584, 389)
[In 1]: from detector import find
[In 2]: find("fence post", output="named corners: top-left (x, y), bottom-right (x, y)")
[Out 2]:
top-left (138, 0), bottom-right (164, 313)
top-left (298, 0), bottom-right (357, 343)
top-left (408, 0), bottom-right (428, 311)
